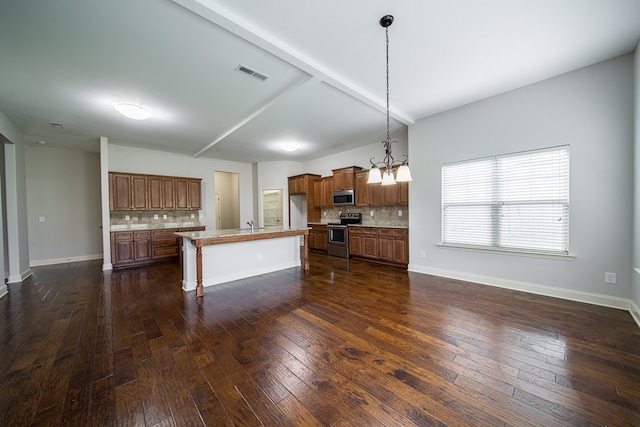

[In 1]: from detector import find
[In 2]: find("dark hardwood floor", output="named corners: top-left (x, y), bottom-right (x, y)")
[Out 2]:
top-left (1, 253), bottom-right (639, 426)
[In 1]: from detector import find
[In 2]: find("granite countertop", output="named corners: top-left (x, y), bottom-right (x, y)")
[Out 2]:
top-left (175, 226), bottom-right (309, 241)
top-left (110, 222), bottom-right (203, 231)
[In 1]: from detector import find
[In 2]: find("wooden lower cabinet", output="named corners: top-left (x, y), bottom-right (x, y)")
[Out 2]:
top-left (111, 226), bottom-right (205, 268)
top-left (309, 224), bottom-right (328, 252)
top-left (378, 228), bottom-right (409, 265)
top-left (349, 226), bottom-right (408, 266)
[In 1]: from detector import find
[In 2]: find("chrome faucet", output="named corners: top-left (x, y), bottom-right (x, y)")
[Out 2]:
top-left (246, 220), bottom-right (254, 232)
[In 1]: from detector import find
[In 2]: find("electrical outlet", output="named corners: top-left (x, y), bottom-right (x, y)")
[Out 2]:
top-left (125, 215), bottom-right (130, 221)
top-left (605, 272), bottom-right (617, 284)
top-left (191, 213), bottom-right (195, 219)
top-left (39, 216), bottom-right (45, 223)
top-left (398, 210), bottom-right (403, 217)
top-left (420, 250), bottom-right (426, 258)
top-left (153, 214), bottom-right (159, 220)
top-left (162, 214), bottom-right (167, 220)
top-left (370, 210), bottom-right (374, 217)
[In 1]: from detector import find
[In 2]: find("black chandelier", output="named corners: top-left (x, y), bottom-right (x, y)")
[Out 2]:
top-left (367, 14), bottom-right (412, 186)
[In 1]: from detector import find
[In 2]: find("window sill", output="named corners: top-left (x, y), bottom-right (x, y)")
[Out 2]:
top-left (437, 243), bottom-right (576, 261)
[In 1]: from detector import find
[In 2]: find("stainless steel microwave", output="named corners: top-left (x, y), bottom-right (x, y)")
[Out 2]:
top-left (333, 189), bottom-right (355, 206)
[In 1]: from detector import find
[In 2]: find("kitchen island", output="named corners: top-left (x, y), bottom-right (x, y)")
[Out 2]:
top-left (175, 226), bottom-right (309, 297)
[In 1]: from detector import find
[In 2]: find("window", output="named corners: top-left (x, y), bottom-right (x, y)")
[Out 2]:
top-left (442, 146), bottom-right (569, 255)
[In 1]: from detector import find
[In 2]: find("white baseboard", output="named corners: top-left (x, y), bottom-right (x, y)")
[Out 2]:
top-left (630, 300), bottom-right (640, 328)
top-left (29, 254), bottom-right (103, 267)
top-left (8, 268), bottom-right (32, 284)
top-left (0, 284), bottom-right (7, 299)
top-left (408, 264), bottom-right (635, 317)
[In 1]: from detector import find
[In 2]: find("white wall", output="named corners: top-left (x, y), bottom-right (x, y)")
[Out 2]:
top-left (0, 110), bottom-right (30, 284)
top-left (255, 161), bottom-right (302, 227)
top-left (108, 144), bottom-right (254, 230)
top-left (408, 54), bottom-right (634, 306)
top-left (25, 145), bottom-right (102, 265)
top-left (632, 41), bottom-right (640, 321)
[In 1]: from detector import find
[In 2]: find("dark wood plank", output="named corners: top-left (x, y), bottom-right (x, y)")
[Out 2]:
top-left (0, 255), bottom-right (638, 426)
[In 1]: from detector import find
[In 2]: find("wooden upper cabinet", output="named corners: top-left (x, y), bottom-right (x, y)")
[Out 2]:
top-left (355, 171), bottom-right (370, 206)
top-left (332, 166), bottom-right (361, 191)
top-left (148, 176), bottom-right (163, 210)
top-left (111, 173), bottom-right (132, 210)
top-left (313, 179), bottom-right (324, 208)
top-left (287, 174), bottom-right (320, 196)
top-left (109, 172), bottom-right (200, 211)
top-left (188, 179), bottom-right (202, 210)
top-left (162, 177), bottom-right (176, 210)
top-left (109, 173), bottom-right (147, 210)
top-left (312, 176), bottom-right (334, 208)
top-left (175, 178), bottom-right (202, 210)
top-left (323, 177), bottom-right (334, 207)
top-left (131, 175), bottom-right (148, 210)
top-left (354, 168), bottom-right (409, 207)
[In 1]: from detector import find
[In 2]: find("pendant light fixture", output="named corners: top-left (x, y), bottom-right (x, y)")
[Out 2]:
top-left (367, 14), bottom-right (412, 186)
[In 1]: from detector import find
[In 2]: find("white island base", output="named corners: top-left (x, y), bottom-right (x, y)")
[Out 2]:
top-left (176, 227), bottom-right (309, 297)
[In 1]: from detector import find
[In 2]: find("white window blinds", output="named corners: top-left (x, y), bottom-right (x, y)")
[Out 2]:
top-left (442, 146), bottom-right (569, 255)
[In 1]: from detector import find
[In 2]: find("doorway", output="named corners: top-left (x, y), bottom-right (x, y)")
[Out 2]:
top-left (261, 189), bottom-right (283, 227)
top-left (214, 171), bottom-right (240, 230)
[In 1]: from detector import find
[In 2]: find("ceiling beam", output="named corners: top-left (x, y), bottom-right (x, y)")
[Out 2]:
top-left (191, 76), bottom-right (317, 158)
top-left (170, 0), bottom-right (414, 126)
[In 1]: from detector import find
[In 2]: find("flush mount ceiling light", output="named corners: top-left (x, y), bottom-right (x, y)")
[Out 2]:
top-left (367, 15), bottom-right (412, 186)
top-left (280, 142), bottom-right (300, 152)
top-left (114, 102), bottom-right (153, 120)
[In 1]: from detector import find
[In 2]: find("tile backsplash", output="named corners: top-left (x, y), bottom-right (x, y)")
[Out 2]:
top-left (320, 206), bottom-right (408, 227)
top-left (110, 210), bottom-right (201, 227)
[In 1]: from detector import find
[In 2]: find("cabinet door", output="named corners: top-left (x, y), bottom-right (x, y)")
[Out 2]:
top-left (313, 179), bottom-right (324, 207)
top-left (363, 235), bottom-right (379, 258)
top-left (384, 184), bottom-right (399, 205)
top-left (323, 177), bottom-right (334, 207)
top-left (349, 233), bottom-right (363, 257)
top-left (318, 230), bottom-right (328, 251)
top-left (111, 173), bottom-right (131, 210)
top-left (188, 179), bottom-right (202, 210)
top-left (398, 181), bottom-right (409, 205)
top-left (148, 177), bottom-right (163, 210)
top-left (175, 178), bottom-right (189, 209)
top-left (114, 240), bottom-right (134, 264)
top-left (133, 231), bottom-right (151, 261)
top-left (355, 172), bottom-right (369, 206)
top-left (332, 170), bottom-right (343, 191)
top-left (162, 177), bottom-right (175, 210)
top-left (134, 240), bottom-right (152, 261)
top-left (379, 235), bottom-right (394, 262)
top-left (369, 183), bottom-right (385, 206)
top-left (131, 175), bottom-right (148, 210)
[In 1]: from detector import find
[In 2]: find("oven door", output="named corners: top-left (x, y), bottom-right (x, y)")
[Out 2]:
top-left (327, 225), bottom-right (349, 258)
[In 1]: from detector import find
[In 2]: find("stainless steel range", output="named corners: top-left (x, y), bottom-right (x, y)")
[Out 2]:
top-left (327, 213), bottom-right (362, 258)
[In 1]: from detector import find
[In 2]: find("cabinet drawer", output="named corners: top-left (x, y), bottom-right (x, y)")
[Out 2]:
top-left (378, 228), bottom-right (407, 238)
top-left (153, 247), bottom-right (179, 258)
top-left (114, 231), bottom-right (133, 240)
top-left (153, 237), bottom-right (178, 247)
top-left (133, 230), bottom-right (151, 239)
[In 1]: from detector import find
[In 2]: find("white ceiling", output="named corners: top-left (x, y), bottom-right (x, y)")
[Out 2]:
top-left (1, 0), bottom-right (639, 163)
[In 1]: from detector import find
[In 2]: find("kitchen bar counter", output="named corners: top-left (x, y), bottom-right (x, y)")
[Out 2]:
top-left (176, 226), bottom-right (310, 297)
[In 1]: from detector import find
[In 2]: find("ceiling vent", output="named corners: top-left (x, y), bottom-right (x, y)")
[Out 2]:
top-left (235, 64), bottom-right (269, 82)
